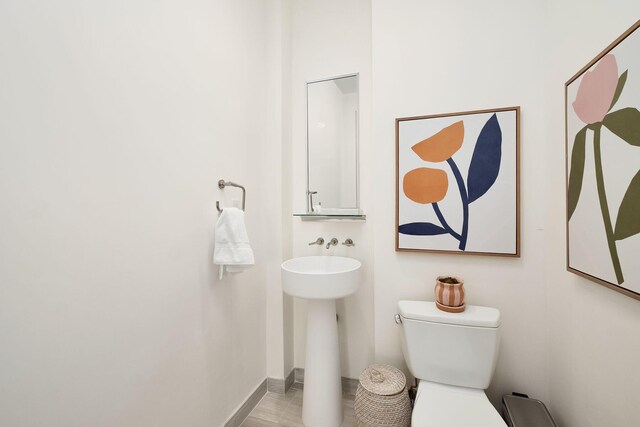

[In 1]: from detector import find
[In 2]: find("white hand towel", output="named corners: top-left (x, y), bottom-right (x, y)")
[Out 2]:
top-left (213, 207), bottom-right (255, 279)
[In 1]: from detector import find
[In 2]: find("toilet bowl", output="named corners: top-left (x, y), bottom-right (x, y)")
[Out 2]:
top-left (397, 300), bottom-right (507, 426)
top-left (412, 381), bottom-right (506, 426)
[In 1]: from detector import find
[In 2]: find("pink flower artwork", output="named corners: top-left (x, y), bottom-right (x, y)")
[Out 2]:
top-left (565, 20), bottom-right (640, 297)
top-left (567, 46), bottom-right (640, 287)
top-left (572, 54), bottom-right (619, 124)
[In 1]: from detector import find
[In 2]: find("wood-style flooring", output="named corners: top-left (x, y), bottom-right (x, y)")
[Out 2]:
top-left (241, 383), bottom-right (356, 427)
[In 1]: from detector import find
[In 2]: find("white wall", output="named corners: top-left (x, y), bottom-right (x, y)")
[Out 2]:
top-left (264, 0), bottom-right (295, 382)
top-left (0, 1), bottom-right (274, 425)
top-left (543, 2), bottom-right (640, 425)
top-left (371, 0), bottom-right (549, 406)
top-left (288, 0), bottom-right (375, 379)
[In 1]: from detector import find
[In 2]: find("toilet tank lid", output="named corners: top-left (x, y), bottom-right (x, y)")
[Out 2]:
top-left (398, 300), bottom-right (501, 328)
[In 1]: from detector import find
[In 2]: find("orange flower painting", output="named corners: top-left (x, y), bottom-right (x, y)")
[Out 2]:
top-left (412, 121), bottom-right (464, 162)
top-left (396, 108), bottom-right (519, 256)
top-left (403, 168), bottom-right (448, 204)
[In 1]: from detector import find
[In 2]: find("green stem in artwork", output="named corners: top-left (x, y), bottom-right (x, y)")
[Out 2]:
top-left (592, 124), bottom-right (624, 284)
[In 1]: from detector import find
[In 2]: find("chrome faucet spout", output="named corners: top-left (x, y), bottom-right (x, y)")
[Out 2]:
top-left (325, 238), bottom-right (338, 249)
top-left (307, 190), bottom-right (318, 212)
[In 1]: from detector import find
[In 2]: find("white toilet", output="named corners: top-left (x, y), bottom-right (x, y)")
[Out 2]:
top-left (397, 300), bottom-right (507, 426)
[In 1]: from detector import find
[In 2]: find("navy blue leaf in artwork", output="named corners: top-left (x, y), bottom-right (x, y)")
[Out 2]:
top-left (467, 114), bottom-right (503, 204)
top-left (398, 222), bottom-right (448, 236)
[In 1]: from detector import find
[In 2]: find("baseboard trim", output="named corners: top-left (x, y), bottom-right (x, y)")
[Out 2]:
top-left (286, 368), bottom-right (295, 392)
top-left (342, 376), bottom-right (359, 396)
top-left (267, 368), bottom-right (295, 394)
top-left (293, 368), bottom-right (359, 396)
top-left (223, 378), bottom-right (267, 427)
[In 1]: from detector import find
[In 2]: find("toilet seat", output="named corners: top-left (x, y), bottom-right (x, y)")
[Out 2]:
top-left (412, 380), bottom-right (507, 426)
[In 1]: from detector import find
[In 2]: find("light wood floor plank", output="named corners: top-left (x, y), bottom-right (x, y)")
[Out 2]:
top-left (241, 384), bottom-right (356, 427)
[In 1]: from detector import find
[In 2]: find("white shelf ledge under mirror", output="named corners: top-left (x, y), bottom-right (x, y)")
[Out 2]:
top-left (293, 212), bottom-right (366, 222)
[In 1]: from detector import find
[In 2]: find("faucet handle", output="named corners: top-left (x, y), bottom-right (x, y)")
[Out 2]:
top-left (342, 238), bottom-right (355, 247)
top-left (309, 237), bottom-right (324, 246)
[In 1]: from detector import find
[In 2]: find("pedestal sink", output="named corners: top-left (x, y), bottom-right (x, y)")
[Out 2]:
top-left (282, 256), bottom-right (361, 427)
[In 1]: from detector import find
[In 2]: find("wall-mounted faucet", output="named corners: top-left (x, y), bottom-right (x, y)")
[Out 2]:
top-left (342, 238), bottom-right (355, 247)
top-left (309, 237), bottom-right (324, 246)
top-left (325, 238), bottom-right (338, 249)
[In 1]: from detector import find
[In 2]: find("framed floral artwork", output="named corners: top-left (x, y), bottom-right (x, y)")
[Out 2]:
top-left (396, 107), bottom-right (520, 256)
top-left (566, 19), bottom-right (640, 300)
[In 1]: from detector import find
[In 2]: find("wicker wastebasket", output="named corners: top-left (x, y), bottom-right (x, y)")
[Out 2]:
top-left (354, 364), bottom-right (412, 427)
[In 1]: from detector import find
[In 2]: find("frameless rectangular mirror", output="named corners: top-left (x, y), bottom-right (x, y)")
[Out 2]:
top-left (298, 73), bottom-right (364, 220)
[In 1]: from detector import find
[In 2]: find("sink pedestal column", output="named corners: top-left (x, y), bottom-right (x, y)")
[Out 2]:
top-left (302, 299), bottom-right (342, 427)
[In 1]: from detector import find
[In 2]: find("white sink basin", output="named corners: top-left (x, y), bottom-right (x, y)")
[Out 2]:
top-left (281, 255), bottom-right (361, 426)
top-left (281, 256), bottom-right (361, 300)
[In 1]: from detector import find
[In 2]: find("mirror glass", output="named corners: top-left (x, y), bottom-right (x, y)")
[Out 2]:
top-left (306, 74), bottom-right (360, 215)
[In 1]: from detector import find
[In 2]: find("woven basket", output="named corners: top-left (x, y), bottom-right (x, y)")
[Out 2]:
top-left (354, 364), bottom-right (412, 427)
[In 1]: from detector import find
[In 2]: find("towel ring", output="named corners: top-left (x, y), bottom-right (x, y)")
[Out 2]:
top-left (216, 179), bottom-right (246, 212)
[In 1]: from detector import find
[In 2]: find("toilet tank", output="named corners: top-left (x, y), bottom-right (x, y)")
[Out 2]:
top-left (397, 300), bottom-right (501, 389)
